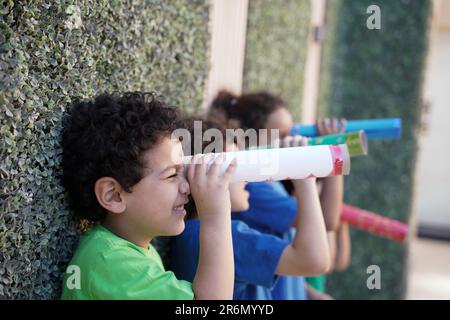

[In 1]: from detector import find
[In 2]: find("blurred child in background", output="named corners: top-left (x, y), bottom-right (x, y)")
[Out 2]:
top-left (208, 90), bottom-right (350, 300)
top-left (169, 117), bottom-right (330, 300)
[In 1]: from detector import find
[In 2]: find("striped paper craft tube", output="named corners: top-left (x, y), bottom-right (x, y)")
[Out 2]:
top-left (341, 204), bottom-right (408, 241)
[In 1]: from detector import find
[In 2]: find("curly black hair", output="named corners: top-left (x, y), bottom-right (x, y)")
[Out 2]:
top-left (61, 92), bottom-right (185, 222)
top-left (207, 90), bottom-right (285, 131)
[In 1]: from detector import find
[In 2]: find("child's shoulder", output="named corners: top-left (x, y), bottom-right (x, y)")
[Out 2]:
top-left (78, 224), bottom-right (126, 250)
top-left (70, 225), bottom-right (146, 267)
top-left (63, 225), bottom-right (194, 300)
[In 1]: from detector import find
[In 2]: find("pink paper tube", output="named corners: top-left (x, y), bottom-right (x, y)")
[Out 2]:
top-left (341, 204), bottom-right (409, 241)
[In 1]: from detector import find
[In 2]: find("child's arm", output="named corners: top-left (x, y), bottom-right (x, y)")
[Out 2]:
top-left (187, 155), bottom-right (237, 300)
top-left (319, 176), bottom-right (343, 231)
top-left (275, 136), bottom-right (331, 276)
top-left (305, 283), bottom-right (334, 300)
top-left (327, 231), bottom-right (337, 270)
top-left (333, 222), bottom-right (351, 271)
top-left (316, 118), bottom-right (346, 231)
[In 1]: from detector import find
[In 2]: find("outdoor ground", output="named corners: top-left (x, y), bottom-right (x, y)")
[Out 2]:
top-left (407, 237), bottom-right (450, 299)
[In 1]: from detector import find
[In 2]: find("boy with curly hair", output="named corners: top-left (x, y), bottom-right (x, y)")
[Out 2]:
top-left (61, 92), bottom-right (236, 300)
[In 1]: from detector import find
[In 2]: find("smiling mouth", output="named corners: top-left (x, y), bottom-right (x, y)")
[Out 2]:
top-left (173, 204), bottom-right (186, 215)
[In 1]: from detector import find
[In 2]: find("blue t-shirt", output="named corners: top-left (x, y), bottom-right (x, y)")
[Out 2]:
top-left (233, 182), bottom-right (297, 236)
top-left (170, 219), bottom-right (290, 300)
top-left (271, 228), bottom-right (307, 300)
top-left (233, 181), bottom-right (307, 300)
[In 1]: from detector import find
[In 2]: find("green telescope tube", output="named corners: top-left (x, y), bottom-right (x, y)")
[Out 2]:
top-left (252, 130), bottom-right (368, 157)
top-left (307, 130), bottom-right (368, 157)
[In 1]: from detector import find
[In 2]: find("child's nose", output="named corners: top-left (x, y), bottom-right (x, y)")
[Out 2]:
top-left (179, 179), bottom-right (190, 196)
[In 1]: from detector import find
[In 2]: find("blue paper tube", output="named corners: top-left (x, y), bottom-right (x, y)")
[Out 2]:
top-left (290, 118), bottom-right (401, 140)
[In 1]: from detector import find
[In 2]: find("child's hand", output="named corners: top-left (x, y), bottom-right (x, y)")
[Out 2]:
top-left (281, 135), bottom-right (309, 148)
top-left (188, 154), bottom-right (237, 300)
top-left (316, 117), bottom-right (347, 136)
top-left (187, 154), bottom-right (237, 223)
top-left (281, 135), bottom-right (317, 189)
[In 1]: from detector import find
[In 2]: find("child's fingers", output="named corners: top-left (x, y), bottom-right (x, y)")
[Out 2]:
top-left (339, 118), bottom-right (347, 133)
top-left (299, 136), bottom-right (309, 147)
top-left (292, 135), bottom-right (306, 147)
top-left (193, 154), bottom-right (207, 182)
top-left (187, 154), bottom-right (203, 182)
top-left (187, 157), bottom-right (195, 182)
top-left (331, 117), bottom-right (339, 133)
top-left (317, 118), bottom-right (325, 136)
top-left (221, 158), bottom-right (237, 184)
top-left (208, 153), bottom-right (225, 178)
top-left (282, 135), bottom-right (293, 148)
top-left (323, 118), bottom-right (331, 134)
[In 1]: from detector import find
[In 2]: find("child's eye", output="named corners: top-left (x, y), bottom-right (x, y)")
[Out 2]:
top-left (166, 166), bottom-right (184, 180)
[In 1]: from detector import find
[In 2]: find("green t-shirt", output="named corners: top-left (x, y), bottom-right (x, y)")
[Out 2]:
top-left (61, 225), bottom-right (194, 300)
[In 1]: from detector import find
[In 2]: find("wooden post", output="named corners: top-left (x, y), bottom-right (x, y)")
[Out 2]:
top-left (203, 0), bottom-right (249, 109)
top-left (301, 0), bottom-right (327, 124)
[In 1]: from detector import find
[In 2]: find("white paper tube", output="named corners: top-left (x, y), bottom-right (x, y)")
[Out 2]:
top-left (183, 144), bottom-right (350, 183)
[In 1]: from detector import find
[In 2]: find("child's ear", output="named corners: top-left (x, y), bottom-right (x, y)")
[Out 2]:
top-left (95, 177), bottom-right (126, 214)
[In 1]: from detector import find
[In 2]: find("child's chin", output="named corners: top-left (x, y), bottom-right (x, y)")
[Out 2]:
top-left (170, 220), bottom-right (186, 236)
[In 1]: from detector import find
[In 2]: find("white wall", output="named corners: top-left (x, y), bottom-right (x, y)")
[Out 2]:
top-left (415, 0), bottom-right (450, 228)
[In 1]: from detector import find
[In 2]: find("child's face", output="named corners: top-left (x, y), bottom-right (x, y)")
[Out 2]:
top-left (264, 107), bottom-right (293, 144)
top-left (226, 143), bottom-right (250, 212)
top-left (122, 136), bottom-right (190, 238)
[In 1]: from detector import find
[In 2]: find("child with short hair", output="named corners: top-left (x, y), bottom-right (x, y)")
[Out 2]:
top-left (60, 92), bottom-right (236, 300)
top-left (169, 117), bottom-right (330, 300)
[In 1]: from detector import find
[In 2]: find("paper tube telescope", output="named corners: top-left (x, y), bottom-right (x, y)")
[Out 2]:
top-left (183, 144), bottom-right (351, 183)
top-left (290, 118), bottom-right (402, 140)
top-left (341, 204), bottom-right (408, 241)
top-left (307, 131), bottom-right (368, 157)
top-left (253, 131), bottom-right (367, 157)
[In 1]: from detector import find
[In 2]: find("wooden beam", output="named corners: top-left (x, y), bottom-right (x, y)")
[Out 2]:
top-left (300, 0), bottom-right (327, 124)
top-left (203, 0), bottom-right (249, 109)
